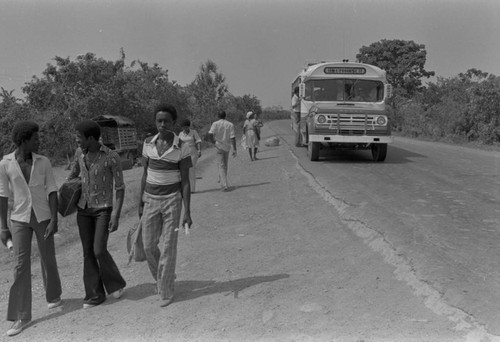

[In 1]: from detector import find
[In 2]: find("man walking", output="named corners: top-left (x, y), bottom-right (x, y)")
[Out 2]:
top-left (0, 121), bottom-right (62, 336)
top-left (208, 111), bottom-right (237, 191)
top-left (68, 120), bottom-right (126, 309)
top-left (138, 103), bottom-right (193, 307)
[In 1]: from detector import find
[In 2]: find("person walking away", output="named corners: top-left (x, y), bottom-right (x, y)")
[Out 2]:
top-left (67, 120), bottom-right (126, 309)
top-left (243, 111), bottom-right (262, 161)
top-left (0, 121), bottom-right (62, 337)
top-left (138, 103), bottom-right (193, 307)
top-left (178, 119), bottom-right (202, 193)
top-left (208, 111), bottom-right (237, 191)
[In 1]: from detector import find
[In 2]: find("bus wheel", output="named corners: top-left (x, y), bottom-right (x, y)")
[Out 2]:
top-left (308, 141), bottom-right (320, 161)
top-left (294, 123), bottom-right (302, 147)
top-left (371, 143), bottom-right (387, 162)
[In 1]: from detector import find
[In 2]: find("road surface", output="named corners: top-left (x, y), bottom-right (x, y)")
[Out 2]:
top-left (0, 120), bottom-right (498, 341)
top-left (269, 119), bottom-right (500, 339)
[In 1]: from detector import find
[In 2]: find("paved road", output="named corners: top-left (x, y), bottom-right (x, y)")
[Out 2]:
top-left (268, 119), bottom-right (500, 338)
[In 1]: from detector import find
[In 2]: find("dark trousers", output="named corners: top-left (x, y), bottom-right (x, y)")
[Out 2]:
top-left (77, 207), bottom-right (126, 303)
top-left (8, 213), bottom-right (62, 321)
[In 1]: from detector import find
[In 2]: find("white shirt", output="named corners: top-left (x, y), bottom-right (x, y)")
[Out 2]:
top-left (178, 129), bottom-right (202, 150)
top-left (0, 152), bottom-right (58, 223)
top-left (209, 119), bottom-right (235, 152)
top-left (291, 94), bottom-right (300, 112)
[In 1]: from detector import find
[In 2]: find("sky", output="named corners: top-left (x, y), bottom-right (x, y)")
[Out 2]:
top-left (0, 0), bottom-right (499, 108)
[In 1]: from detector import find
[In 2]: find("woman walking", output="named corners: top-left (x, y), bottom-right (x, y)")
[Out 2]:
top-left (179, 119), bottom-right (202, 193)
top-left (242, 112), bottom-right (262, 161)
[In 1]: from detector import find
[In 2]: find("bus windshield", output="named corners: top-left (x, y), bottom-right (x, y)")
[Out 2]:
top-left (304, 79), bottom-right (384, 102)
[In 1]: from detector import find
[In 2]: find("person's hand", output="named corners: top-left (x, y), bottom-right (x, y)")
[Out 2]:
top-left (198, 150), bottom-right (202, 158)
top-left (44, 220), bottom-right (58, 239)
top-left (1, 229), bottom-right (12, 247)
top-left (109, 214), bottom-right (119, 232)
top-left (232, 150), bottom-right (237, 158)
top-left (182, 212), bottom-right (193, 229)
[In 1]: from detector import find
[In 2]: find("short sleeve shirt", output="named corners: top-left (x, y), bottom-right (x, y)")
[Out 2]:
top-left (0, 152), bottom-right (58, 223)
top-left (142, 133), bottom-right (192, 196)
top-left (209, 119), bottom-right (235, 152)
top-left (69, 145), bottom-right (125, 209)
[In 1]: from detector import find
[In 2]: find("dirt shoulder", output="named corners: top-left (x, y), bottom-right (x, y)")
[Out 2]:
top-left (0, 125), bottom-right (462, 342)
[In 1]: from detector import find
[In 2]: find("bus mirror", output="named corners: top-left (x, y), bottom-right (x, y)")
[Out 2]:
top-left (385, 84), bottom-right (393, 98)
top-left (299, 83), bottom-right (306, 98)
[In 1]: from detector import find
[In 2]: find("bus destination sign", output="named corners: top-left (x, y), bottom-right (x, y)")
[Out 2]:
top-left (324, 67), bottom-right (366, 75)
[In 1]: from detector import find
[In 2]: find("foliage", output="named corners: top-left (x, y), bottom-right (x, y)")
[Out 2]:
top-left (356, 39), bottom-right (435, 97)
top-left (6, 51), bottom-right (193, 158)
top-left (1, 53), bottom-right (265, 159)
top-left (397, 69), bottom-right (500, 144)
top-left (187, 60), bottom-right (228, 127)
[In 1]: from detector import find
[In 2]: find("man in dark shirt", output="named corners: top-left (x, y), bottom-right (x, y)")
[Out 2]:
top-left (68, 120), bottom-right (126, 309)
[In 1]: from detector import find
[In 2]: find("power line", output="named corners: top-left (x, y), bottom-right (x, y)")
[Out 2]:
top-left (0, 73), bottom-right (30, 80)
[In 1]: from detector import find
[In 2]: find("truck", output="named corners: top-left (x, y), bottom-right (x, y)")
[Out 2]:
top-left (291, 61), bottom-right (393, 162)
top-left (92, 115), bottom-right (138, 170)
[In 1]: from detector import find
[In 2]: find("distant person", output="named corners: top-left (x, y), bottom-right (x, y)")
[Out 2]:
top-left (138, 103), bottom-right (192, 307)
top-left (242, 111), bottom-right (263, 161)
top-left (291, 87), bottom-right (301, 123)
top-left (208, 111), bottom-right (237, 191)
top-left (67, 120), bottom-right (126, 309)
top-left (179, 119), bottom-right (202, 193)
top-left (0, 121), bottom-right (62, 337)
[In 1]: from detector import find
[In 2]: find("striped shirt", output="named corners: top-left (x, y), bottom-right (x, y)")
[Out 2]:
top-left (142, 133), bottom-right (192, 196)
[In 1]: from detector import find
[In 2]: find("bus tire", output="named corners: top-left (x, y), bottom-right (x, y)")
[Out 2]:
top-left (308, 141), bottom-right (320, 161)
top-left (294, 123), bottom-right (302, 147)
top-left (371, 143), bottom-right (387, 162)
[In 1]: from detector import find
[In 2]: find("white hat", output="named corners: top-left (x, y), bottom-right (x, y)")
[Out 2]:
top-left (246, 111), bottom-right (254, 119)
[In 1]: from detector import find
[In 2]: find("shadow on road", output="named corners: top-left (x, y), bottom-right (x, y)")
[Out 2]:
top-left (174, 274), bottom-right (290, 302)
top-left (30, 298), bottom-right (83, 326)
top-left (310, 145), bottom-right (425, 164)
top-left (195, 182), bottom-right (271, 194)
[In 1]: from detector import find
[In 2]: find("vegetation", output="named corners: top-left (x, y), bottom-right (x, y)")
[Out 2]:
top-left (2, 40), bottom-right (500, 159)
top-left (0, 52), bottom-right (262, 159)
top-left (357, 39), bottom-right (500, 146)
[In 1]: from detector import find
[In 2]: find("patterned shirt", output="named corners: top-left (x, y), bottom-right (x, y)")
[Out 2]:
top-left (142, 133), bottom-right (192, 196)
top-left (68, 145), bottom-right (125, 209)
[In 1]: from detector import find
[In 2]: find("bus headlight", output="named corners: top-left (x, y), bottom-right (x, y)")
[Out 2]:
top-left (375, 116), bottom-right (387, 126)
top-left (316, 115), bottom-right (327, 124)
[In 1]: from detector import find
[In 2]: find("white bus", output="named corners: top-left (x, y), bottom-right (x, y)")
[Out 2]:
top-left (291, 61), bottom-right (393, 161)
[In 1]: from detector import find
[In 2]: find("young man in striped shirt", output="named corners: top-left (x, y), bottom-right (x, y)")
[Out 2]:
top-left (138, 103), bottom-right (193, 307)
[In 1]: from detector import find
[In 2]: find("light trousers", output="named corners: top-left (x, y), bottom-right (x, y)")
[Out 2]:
top-left (189, 147), bottom-right (199, 192)
top-left (141, 191), bottom-right (181, 301)
top-left (215, 147), bottom-right (230, 188)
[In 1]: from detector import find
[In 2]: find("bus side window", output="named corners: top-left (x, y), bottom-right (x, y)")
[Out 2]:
top-left (304, 83), bottom-right (313, 101)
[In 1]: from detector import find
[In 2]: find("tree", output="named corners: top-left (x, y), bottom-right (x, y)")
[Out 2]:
top-left (19, 51), bottom-right (189, 157)
top-left (356, 39), bottom-right (435, 97)
top-left (188, 60), bottom-right (228, 126)
top-left (234, 94), bottom-right (262, 116)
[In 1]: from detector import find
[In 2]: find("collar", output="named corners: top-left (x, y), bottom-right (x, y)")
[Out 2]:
top-left (83, 144), bottom-right (110, 155)
top-left (4, 151), bottom-right (43, 161)
top-left (149, 133), bottom-right (180, 149)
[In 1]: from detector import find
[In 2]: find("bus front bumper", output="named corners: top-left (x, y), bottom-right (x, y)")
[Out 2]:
top-left (309, 135), bottom-right (393, 144)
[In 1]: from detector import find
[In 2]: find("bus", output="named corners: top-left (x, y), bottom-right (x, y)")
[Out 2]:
top-left (291, 61), bottom-right (393, 161)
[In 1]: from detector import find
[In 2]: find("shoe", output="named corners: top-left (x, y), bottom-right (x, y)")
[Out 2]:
top-left (83, 297), bottom-right (105, 309)
top-left (112, 288), bottom-right (124, 299)
top-left (159, 298), bottom-right (173, 307)
top-left (6, 319), bottom-right (31, 336)
top-left (47, 298), bottom-right (63, 309)
top-left (222, 187), bottom-right (229, 192)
